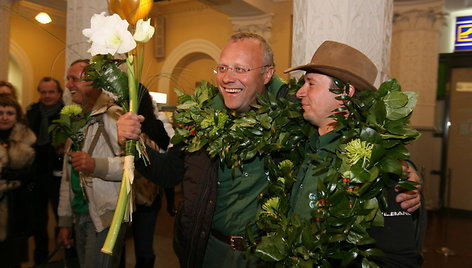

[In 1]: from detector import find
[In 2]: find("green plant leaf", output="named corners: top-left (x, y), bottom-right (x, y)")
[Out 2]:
top-left (385, 91), bottom-right (418, 120)
top-left (383, 91), bottom-right (408, 108)
top-left (367, 101), bottom-right (386, 125)
top-left (254, 233), bottom-right (288, 261)
top-left (379, 156), bottom-right (402, 176)
top-left (378, 78), bottom-right (401, 96)
top-left (360, 127), bottom-right (382, 144)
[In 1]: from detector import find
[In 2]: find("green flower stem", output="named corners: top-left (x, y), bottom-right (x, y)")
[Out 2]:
top-left (135, 43), bottom-right (144, 83)
top-left (101, 161), bottom-right (130, 255)
top-left (101, 55), bottom-right (138, 255)
top-left (126, 54), bottom-right (139, 155)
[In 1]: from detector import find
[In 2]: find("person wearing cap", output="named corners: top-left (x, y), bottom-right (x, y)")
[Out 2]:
top-left (117, 34), bottom-right (422, 268)
top-left (286, 40), bottom-right (424, 267)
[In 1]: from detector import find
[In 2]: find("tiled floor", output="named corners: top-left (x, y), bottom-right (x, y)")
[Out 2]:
top-left (21, 196), bottom-right (180, 268)
top-left (124, 198), bottom-right (180, 268)
top-left (21, 198), bottom-right (472, 268)
top-left (422, 211), bottom-right (472, 268)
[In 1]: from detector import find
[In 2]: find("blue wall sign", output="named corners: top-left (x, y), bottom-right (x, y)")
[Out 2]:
top-left (455, 16), bottom-right (472, 51)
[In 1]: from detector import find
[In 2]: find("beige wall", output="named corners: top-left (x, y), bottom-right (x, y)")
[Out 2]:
top-left (10, 1), bottom-right (292, 107)
top-left (10, 12), bottom-right (66, 108)
top-left (269, 0), bottom-right (293, 82)
top-left (142, 0), bottom-right (293, 105)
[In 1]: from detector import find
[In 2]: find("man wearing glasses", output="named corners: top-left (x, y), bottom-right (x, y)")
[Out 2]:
top-left (117, 32), bottom-right (421, 268)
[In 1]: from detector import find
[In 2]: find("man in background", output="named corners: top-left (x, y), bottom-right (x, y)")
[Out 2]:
top-left (26, 77), bottom-right (64, 265)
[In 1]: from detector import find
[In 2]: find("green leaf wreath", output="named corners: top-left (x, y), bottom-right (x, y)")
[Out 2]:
top-left (171, 77), bottom-right (420, 267)
top-left (171, 79), bottom-right (311, 169)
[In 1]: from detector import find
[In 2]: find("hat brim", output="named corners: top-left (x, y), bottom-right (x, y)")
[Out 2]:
top-left (284, 64), bottom-right (376, 91)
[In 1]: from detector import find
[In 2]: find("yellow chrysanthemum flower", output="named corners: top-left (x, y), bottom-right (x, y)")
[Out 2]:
top-left (60, 104), bottom-right (83, 116)
top-left (344, 139), bottom-right (373, 168)
top-left (261, 197), bottom-right (280, 218)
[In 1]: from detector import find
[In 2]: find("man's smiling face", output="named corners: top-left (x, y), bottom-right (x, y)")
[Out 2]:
top-left (215, 38), bottom-right (273, 113)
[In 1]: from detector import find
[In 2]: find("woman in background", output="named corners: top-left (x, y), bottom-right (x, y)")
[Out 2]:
top-left (0, 94), bottom-right (36, 268)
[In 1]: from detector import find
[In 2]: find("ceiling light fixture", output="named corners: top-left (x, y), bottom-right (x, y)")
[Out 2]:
top-left (35, 12), bottom-right (52, 24)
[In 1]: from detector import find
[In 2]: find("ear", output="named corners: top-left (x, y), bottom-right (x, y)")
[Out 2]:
top-left (348, 85), bottom-right (356, 97)
top-left (263, 66), bottom-right (275, 85)
top-left (336, 85), bottom-right (355, 105)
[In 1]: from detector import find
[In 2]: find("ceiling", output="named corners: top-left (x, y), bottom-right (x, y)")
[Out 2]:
top-left (444, 0), bottom-right (472, 11)
top-left (25, 0), bottom-right (66, 11)
top-left (18, 0), bottom-right (472, 18)
top-left (23, 0), bottom-right (472, 12)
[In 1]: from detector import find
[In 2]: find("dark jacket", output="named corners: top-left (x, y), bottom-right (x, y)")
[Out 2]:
top-left (25, 101), bottom-right (64, 178)
top-left (173, 150), bottom-right (217, 268)
top-left (169, 79), bottom-right (291, 268)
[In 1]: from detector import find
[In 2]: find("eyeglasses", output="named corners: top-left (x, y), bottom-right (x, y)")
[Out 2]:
top-left (213, 65), bottom-right (271, 74)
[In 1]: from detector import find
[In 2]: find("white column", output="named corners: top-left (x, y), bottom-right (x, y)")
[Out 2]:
top-left (391, 0), bottom-right (445, 128)
top-left (291, 0), bottom-right (393, 87)
top-left (66, 0), bottom-right (108, 66)
top-left (64, 0), bottom-right (107, 104)
top-left (0, 0), bottom-right (13, 81)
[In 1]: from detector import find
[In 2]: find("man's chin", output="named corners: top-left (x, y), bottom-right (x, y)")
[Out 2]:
top-left (71, 99), bottom-right (82, 105)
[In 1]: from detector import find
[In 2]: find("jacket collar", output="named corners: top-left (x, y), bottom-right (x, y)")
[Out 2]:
top-left (89, 91), bottom-right (115, 117)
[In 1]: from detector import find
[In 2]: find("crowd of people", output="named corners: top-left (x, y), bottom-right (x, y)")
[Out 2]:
top-left (0, 31), bottom-right (425, 268)
top-left (0, 70), bottom-right (178, 268)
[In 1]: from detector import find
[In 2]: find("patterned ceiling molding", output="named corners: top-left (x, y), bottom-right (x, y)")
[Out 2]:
top-left (393, 0), bottom-right (446, 31)
top-left (151, 0), bottom-right (211, 16)
top-left (24, 0), bottom-right (66, 11)
top-left (229, 13), bottom-right (273, 42)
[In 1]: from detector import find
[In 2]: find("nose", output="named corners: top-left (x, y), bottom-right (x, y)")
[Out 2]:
top-left (65, 79), bottom-right (73, 90)
top-left (296, 84), bottom-right (307, 99)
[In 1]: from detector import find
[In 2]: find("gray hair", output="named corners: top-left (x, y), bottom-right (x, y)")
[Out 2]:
top-left (229, 32), bottom-right (275, 67)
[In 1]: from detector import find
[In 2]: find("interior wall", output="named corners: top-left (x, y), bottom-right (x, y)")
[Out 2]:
top-left (8, 57), bottom-right (23, 102)
top-left (268, 0), bottom-right (293, 82)
top-left (9, 1), bottom-right (292, 107)
top-left (9, 10), bottom-right (66, 108)
top-left (141, 0), bottom-right (293, 105)
top-left (169, 53), bottom-right (216, 104)
top-left (142, 4), bottom-right (232, 105)
top-left (407, 130), bottom-right (442, 210)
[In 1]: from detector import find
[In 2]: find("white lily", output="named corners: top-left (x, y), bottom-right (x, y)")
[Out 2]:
top-left (82, 12), bottom-right (136, 56)
top-left (133, 18), bottom-right (155, 43)
top-left (83, 8), bottom-right (155, 256)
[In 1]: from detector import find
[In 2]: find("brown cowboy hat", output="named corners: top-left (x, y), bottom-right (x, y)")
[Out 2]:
top-left (284, 40), bottom-right (378, 90)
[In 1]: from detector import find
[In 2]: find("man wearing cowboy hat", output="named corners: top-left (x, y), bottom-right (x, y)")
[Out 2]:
top-left (285, 41), bottom-right (424, 267)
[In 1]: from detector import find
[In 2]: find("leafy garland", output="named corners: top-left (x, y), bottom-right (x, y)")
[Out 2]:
top-left (171, 79), bottom-right (312, 169)
top-left (252, 79), bottom-right (420, 267)
top-left (171, 78), bottom-right (420, 267)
